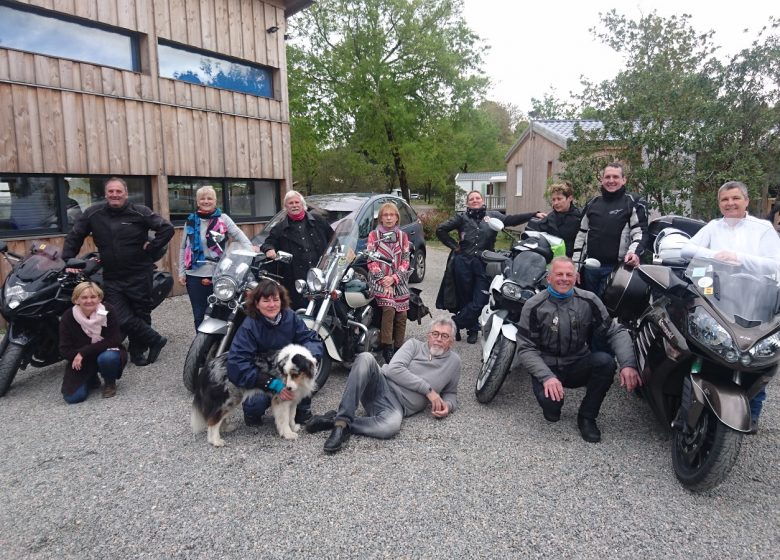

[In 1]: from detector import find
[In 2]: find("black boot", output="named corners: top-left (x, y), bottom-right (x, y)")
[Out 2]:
top-left (577, 415), bottom-right (601, 443)
top-left (324, 422), bottom-right (350, 454)
top-left (382, 344), bottom-right (395, 364)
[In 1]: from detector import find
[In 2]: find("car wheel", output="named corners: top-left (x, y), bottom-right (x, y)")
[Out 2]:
top-left (410, 249), bottom-right (426, 283)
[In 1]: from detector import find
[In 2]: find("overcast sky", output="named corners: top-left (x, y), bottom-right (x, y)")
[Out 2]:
top-left (461, 0), bottom-right (778, 113)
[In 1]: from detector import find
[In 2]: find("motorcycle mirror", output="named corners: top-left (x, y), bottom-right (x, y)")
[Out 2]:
top-left (65, 258), bottom-right (87, 270)
top-left (275, 251), bottom-right (293, 263)
top-left (583, 258), bottom-right (602, 269)
top-left (486, 217), bottom-right (504, 232)
top-left (381, 231), bottom-right (398, 243)
top-left (636, 265), bottom-right (689, 296)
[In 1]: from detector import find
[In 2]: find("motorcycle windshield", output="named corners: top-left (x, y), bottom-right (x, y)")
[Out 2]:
top-left (507, 251), bottom-right (548, 288)
top-left (13, 253), bottom-right (65, 282)
top-left (316, 218), bottom-right (358, 290)
top-left (685, 258), bottom-right (780, 324)
top-left (212, 243), bottom-right (256, 284)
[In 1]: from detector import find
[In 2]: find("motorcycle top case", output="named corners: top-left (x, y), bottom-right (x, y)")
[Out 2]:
top-left (151, 271), bottom-right (174, 309)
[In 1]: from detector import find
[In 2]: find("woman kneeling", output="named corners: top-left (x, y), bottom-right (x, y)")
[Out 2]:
top-left (59, 282), bottom-right (127, 403)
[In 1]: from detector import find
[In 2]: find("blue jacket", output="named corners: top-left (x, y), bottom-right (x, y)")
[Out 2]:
top-left (227, 309), bottom-right (323, 389)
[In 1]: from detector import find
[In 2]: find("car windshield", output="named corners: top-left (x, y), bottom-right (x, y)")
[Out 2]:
top-left (685, 257), bottom-right (780, 324)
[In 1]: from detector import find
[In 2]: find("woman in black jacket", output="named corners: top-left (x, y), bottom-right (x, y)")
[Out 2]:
top-left (261, 190), bottom-right (332, 311)
top-left (526, 183), bottom-right (581, 257)
top-left (435, 190), bottom-right (544, 344)
top-left (59, 282), bottom-right (128, 403)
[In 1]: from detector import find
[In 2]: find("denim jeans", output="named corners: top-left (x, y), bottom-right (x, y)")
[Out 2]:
top-left (750, 388), bottom-right (767, 421)
top-left (530, 351), bottom-right (616, 420)
top-left (186, 275), bottom-right (213, 331)
top-left (335, 352), bottom-right (403, 439)
top-left (63, 350), bottom-right (123, 404)
top-left (581, 265), bottom-right (614, 300)
top-left (242, 394), bottom-right (312, 422)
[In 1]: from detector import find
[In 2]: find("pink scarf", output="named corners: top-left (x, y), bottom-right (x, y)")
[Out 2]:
top-left (288, 210), bottom-right (306, 221)
top-left (72, 303), bottom-right (108, 343)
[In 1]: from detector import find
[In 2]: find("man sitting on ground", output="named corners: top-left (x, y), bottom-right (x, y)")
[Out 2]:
top-left (306, 318), bottom-right (461, 454)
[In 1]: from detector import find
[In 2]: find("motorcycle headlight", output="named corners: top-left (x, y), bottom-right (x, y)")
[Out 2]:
top-left (4, 285), bottom-right (30, 309)
top-left (748, 332), bottom-right (780, 365)
top-left (500, 282), bottom-right (522, 301)
top-left (307, 269), bottom-right (325, 292)
top-left (213, 277), bottom-right (238, 301)
top-left (295, 279), bottom-right (307, 294)
top-left (687, 307), bottom-right (739, 362)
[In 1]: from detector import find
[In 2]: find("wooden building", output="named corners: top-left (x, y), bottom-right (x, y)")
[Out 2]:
top-left (0, 0), bottom-right (312, 298)
top-left (504, 120), bottom-right (606, 215)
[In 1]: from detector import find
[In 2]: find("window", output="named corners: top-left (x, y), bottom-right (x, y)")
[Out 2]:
top-left (547, 161), bottom-right (553, 179)
top-left (167, 178), bottom-right (278, 223)
top-left (515, 165), bottom-right (523, 196)
top-left (0, 175), bottom-right (149, 238)
top-left (158, 41), bottom-right (273, 98)
top-left (0, 3), bottom-right (140, 71)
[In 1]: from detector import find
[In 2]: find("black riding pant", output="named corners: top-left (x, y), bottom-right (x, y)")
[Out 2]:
top-left (103, 270), bottom-right (161, 351)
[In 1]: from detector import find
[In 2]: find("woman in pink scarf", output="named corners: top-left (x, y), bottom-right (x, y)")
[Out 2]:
top-left (367, 202), bottom-right (411, 363)
top-left (59, 282), bottom-right (127, 402)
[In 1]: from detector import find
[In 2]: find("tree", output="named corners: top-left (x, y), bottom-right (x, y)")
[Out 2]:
top-left (290, 0), bottom-right (487, 201)
top-left (559, 11), bottom-right (779, 218)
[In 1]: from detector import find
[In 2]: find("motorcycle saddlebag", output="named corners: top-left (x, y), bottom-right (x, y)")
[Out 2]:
top-left (150, 271), bottom-right (173, 309)
top-left (603, 265), bottom-right (649, 322)
top-left (407, 287), bottom-right (431, 324)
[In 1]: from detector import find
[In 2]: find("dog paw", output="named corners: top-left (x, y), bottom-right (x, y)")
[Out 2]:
top-left (281, 431), bottom-right (299, 440)
top-left (209, 438), bottom-right (226, 447)
top-left (292, 423), bottom-right (301, 433)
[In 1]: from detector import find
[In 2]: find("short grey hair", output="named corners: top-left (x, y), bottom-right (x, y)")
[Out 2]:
top-left (718, 181), bottom-right (748, 200)
top-left (284, 189), bottom-right (307, 210)
top-left (430, 317), bottom-right (456, 336)
top-left (550, 255), bottom-right (575, 269)
top-left (196, 185), bottom-right (217, 201)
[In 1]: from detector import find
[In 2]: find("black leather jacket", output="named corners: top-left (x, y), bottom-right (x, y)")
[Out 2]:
top-left (63, 201), bottom-right (174, 279)
top-left (436, 207), bottom-right (537, 256)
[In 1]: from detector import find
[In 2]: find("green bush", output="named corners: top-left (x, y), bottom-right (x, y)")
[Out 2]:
top-left (417, 209), bottom-right (452, 241)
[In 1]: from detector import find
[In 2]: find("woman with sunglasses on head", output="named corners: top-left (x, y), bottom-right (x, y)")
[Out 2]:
top-left (59, 282), bottom-right (127, 403)
top-left (367, 202), bottom-right (411, 364)
top-left (178, 185), bottom-right (255, 331)
top-left (227, 279), bottom-right (324, 427)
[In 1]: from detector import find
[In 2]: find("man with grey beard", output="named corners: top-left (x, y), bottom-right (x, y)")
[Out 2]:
top-left (306, 318), bottom-right (461, 454)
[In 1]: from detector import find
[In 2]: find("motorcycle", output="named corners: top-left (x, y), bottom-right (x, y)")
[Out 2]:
top-left (475, 218), bottom-right (565, 403)
top-left (294, 218), bottom-right (386, 390)
top-left (0, 241), bottom-right (103, 396)
top-left (182, 244), bottom-right (291, 393)
top-left (604, 242), bottom-right (779, 491)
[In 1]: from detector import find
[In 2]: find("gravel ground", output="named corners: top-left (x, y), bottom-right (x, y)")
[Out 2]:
top-left (0, 246), bottom-right (777, 559)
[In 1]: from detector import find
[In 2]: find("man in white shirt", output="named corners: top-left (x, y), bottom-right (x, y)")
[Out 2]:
top-left (681, 180), bottom-right (780, 432)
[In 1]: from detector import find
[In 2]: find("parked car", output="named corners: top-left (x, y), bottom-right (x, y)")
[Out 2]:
top-left (410, 193), bottom-right (421, 199)
top-left (253, 193), bottom-right (426, 282)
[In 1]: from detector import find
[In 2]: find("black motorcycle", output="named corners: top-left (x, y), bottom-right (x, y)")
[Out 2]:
top-left (0, 241), bottom-right (103, 396)
top-left (605, 232), bottom-right (779, 491)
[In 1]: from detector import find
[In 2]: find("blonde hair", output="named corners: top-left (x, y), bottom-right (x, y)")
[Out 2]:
top-left (378, 202), bottom-right (400, 223)
top-left (196, 185), bottom-right (217, 202)
top-left (71, 281), bottom-right (104, 304)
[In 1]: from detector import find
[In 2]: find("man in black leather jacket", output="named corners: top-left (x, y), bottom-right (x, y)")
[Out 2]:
top-left (436, 190), bottom-right (543, 344)
top-left (63, 177), bottom-right (174, 366)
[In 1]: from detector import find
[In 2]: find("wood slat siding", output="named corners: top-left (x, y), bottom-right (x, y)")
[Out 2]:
top-left (0, 0), bottom-right (296, 313)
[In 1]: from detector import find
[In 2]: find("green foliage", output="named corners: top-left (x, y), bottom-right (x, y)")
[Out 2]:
top-left (560, 11), bottom-right (780, 219)
top-left (290, 0), bottom-right (488, 200)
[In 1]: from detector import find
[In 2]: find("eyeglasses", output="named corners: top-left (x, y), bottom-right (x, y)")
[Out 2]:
top-left (428, 331), bottom-right (451, 340)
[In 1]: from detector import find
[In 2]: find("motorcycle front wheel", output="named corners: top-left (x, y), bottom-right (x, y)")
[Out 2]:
top-left (671, 408), bottom-right (743, 492)
top-left (182, 333), bottom-right (222, 393)
top-left (475, 336), bottom-right (516, 404)
top-left (0, 340), bottom-right (26, 397)
top-left (313, 353), bottom-right (332, 393)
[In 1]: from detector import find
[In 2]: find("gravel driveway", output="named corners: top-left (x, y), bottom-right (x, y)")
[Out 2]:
top-left (0, 246), bottom-right (777, 559)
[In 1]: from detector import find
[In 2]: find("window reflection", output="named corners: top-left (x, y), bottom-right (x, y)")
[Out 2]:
top-left (0, 5), bottom-right (138, 71)
top-left (168, 179), bottom-right (225, 222)
top-left (158, 43), bottom-right (273, 98)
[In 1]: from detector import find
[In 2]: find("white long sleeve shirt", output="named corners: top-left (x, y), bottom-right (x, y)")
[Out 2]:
top-left (681, 215), bottom-right (780, 275)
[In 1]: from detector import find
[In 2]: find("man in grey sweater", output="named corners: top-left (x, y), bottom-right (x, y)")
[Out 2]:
top-left (306, 318), bottom-right (461, 454)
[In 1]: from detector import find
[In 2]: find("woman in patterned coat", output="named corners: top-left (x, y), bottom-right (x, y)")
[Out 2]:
top-left (367, 202), bottom-right (411, 364)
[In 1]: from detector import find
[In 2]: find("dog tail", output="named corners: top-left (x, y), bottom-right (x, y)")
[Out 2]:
top-left (191, 401), bottom-right (208, 433)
